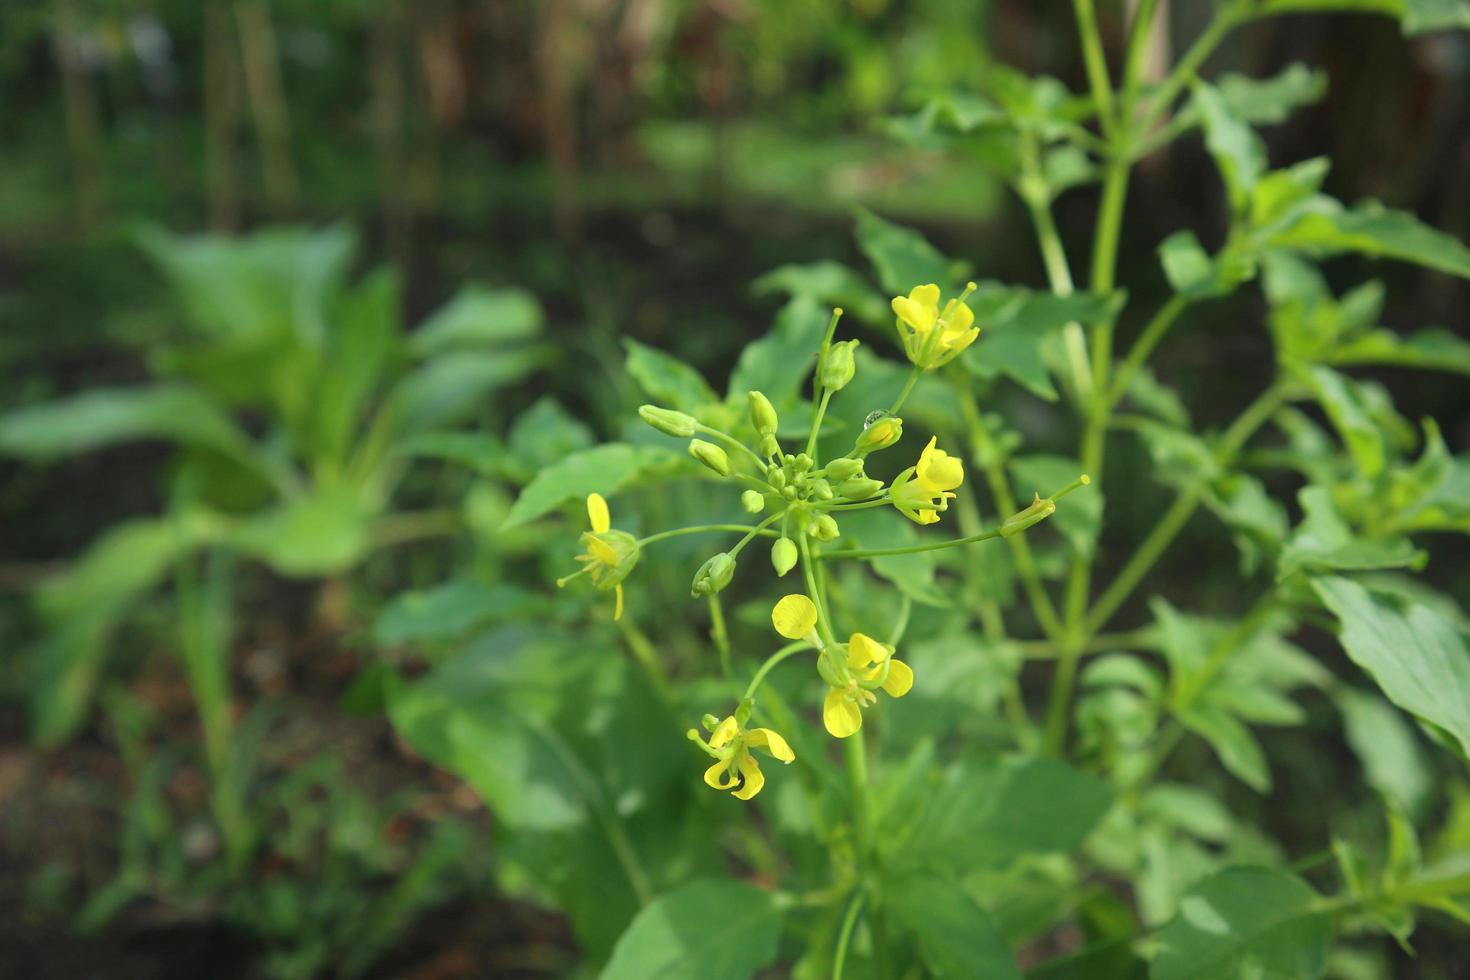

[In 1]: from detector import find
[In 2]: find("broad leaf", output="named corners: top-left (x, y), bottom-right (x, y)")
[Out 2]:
top-left (501, 443), bottom-right (681, 530)
top-left (232, 487), bottom-right (375, 577)
top-left (751, 260), bottom-right (888, 325)
top-left (1192, 80), bottom-right (1266, 213)
top-left (374, 580), bottom-right (547, 646)
top-left (1216, 65), bottom-right (1328, 125)
top-left (1314, 575), bottom-right (1470, 758)
top-left (855, 208), bottom-right (961, 296)
top-left (601, 879), bottom-right (782, 980)
top-left (0, 386), bottom-right (254, 461)
top-left (1331, 327), bottom-right (1470, 377)
top-left (727, 294), bottom-right (829, 406)
top-left (1279, 487), bottom-right (1422, 580)
top-left (408, 285), bottom-right (543, 357)
top-left (964, 288), bottom-right (1124, 401)
top-left (1151, 866), bottom-right (1330, 980)
top-left (1336, 687), bottom-right (1431, 815)
top-left (623, 339), bottom-right (719, 413)
top-left (389, 349), bottom-right (544, 435)
top-left (1267, 198), bottom-right (1470, 279)
top-left (886, 872), bottom-right (1021, 979)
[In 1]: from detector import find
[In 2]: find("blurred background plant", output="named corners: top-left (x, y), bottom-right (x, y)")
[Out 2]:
top-left (1, 1), bottom-right (1468, 978)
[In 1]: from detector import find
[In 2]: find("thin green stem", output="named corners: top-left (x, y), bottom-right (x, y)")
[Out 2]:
top-left (1072, 0), bottom-right (1117, 138)
top-left (730, 511), bottom-right (787, 557)
top-left (1085, 383), bottom-right (1288, 634)
top-left (832, 890), bottom-right (865, 980)
top-left (1013, 627), bottom-right (1156, 659)
top-left (709, 594), bottom-right (732, 682)
top-left (636, 523), bottom-right (779, 548)
top-left (1173, 590), bottom-right (1278, 708)
top-left (698, 424), bottom-right (767, 469)
top-left (1108, 294), bottom-right (1191, 408)
top-left (744, 642), bottom-right (813, 702)
top-left (807, 388), bottom-right (835, 459)
top-left (845, 730), bottom-right (871, 856)
top-left (616, 617), bottom-right (674, 704)
top-left (798, 533), bottom-right (836, 644)
top-left (1020, 143), bottom-right (1091, 406)
top-left (888, 365), bottom-right (922, 416)
top-left (818, 527), bottom-right (1002, 560)
top-left (1135, 7), bottom-right (1242, 138)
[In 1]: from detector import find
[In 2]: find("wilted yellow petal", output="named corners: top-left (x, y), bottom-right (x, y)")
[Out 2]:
top-left (847, 632), bottom-right (885, 669)
top-left (772, 594), bottom-right (818, 639)
top-left (883, 658), bottom-right (914, 698)
top-left (587, 493), bottom-right (611, 533)
top-left (704, 760), bottom-right (736, 790)
top-left (748, 727), bottom-right (795, 763)
top-left (823, 689), bottom-right (863, 738)
top-left (710, 715), bottom-right (740, 749)
top-left (732, 755), bottom-right (766, 800)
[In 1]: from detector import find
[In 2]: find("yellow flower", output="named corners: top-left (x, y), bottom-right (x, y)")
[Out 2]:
top-left (891, 282), bottom-right (980, 369)
top-left (557, 493), bottom-right (639, 620)
top-left (890, 436), bottom-right (964, 525)
top-left (821, 632), bottom-right (914, 738)
top-left (772, 594), bottom-right (820, 641)
top-left (691, 712), bottom-right (795, 801)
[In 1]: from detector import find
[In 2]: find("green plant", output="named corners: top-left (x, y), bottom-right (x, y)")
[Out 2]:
top-left (389, 2), bottom-right (1470, 977)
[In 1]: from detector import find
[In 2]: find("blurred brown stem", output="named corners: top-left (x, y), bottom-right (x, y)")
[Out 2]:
top-left (234, 0), bottom-right (299, 214)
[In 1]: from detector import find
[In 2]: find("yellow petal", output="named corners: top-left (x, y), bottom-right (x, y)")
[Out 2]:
top-left (883, 658), bottom-right (914, 698)
top-left (748, 727), bottom-right (795, 763)
top-left (710, 715), bottom-right (740, 749)
top-left (823, 689), bottom-right (863, 738)
top-left (946, 301), bottom-right (975, 333)
top-left (847, 632), bottom-right (885, 669)
top-left (585, 534), bottom-right (617, 566)
top-left (914, 508), bottom-right (939, 525)
top-left (704, 760), bottom-right (736, 790)
top-left (891, 296), bottom-right (934, 334)
top-left (613, 584), bottom-right (624, 621)
top-left (908, 283), bottom-right (941, 309)
top-left (586, 493), bottom-right (611, 533)
top-left (917, 438), bottom-right (964, 492)
top-left (732, 755), bottom-right (765, 800)
top-left (772, 594), bottom-right (819, 639)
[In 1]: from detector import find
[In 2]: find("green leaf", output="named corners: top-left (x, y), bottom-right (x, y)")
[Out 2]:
top-left (138, 223), bottom-right (355, 348)
top-left (834, 509), bottom-right (948, 607)
top-left (313, 269), bottom-right (402, 465)
top-left (623, 339), bottom-right (719, 413)
top-left (1192, 80), bottom-right (1267, 213)
top-left (388, 349), bottom-right (544, 435)
top-left (1336, 687), bottom-right (1431, 815)
top-left (855, 208), bottom-right (962, 295)
top-left (1151, 866), bottom-right (1330, 980)
top-left (1279, 487), bottom-right (1423, 580)
top-left (1266, 198), bottom-right (1470, 279)
top-left (1142, 784), bottom-right (1235, 844)
top-left (1404, 0), bottom-right (1470, 33)
top-left (1331, 327), bottom-right (1470, 377)
top-left (1293, 364), bottom-right (1390, 478)
top-left (501, 443), bottom-right (680, 530)
top-left (1216, 65), bottom-right (1329, 125)
top-left (886, 871), bottom-right (1021, 979)
top-left (1314, 575), bottom-right (1470, 758)
top-left (964, 288), bottom-right (1124, 401)
top-left (1158, 231), bottom-right (1230, 299)
top-left (726, 294), bottom-right (829, 406)
top-left (1176, 701), bottom-right (1272, 792)
top-left (1010, 455), bottom-right (1102, 558)
top-left (601, 879), bottom-right (782, 980)
top-left (0, 386), bottom-right (254, 461)
top-left (507, 396), bottom-right (595, 473)
top-left (886, 756), bottom-right (1114, 870)
top-left (232, 487), bottom-right (375, 577)
top-left (751, 260), bottom-right (888, 324)
top-left (407, 285), bottom-right (543, 357)
top-left (374, 581), bottom-right (547, 646)
top-left (1251, 159), bottom-right (1333, 229)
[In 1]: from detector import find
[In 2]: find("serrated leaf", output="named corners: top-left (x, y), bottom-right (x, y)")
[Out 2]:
top-left (1266, 198), bottom-right (1470, 279)
top-left (600, 879), bottom-right (782, 980)
top-left (1151, 866), bottom-right (1330, 980)
top-left (1216, 65), bottom-right (1329, 125)
top-left (1279, 487), bottom-right (1423, 580)
top-left (1314, 575), bottom-right (1470, 759)
top-left (1193, 80), bottom-right (1267, 213)
top-left (1293, 364), bottom-right (1390, 478)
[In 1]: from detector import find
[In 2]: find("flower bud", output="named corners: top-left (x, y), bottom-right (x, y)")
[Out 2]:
top-left (838, 476), bottom-right (885, 500)
top-left (811, 478), bottom-right (834, 501)
top-left (819, 339), bottom-right (859, 392)
top-left (748, 390), bottom-right (779, 436)
top-left (1000, 494), bottom-right (1056, 537)
top-left (691, 552), bottom-right (737, 597)
top-left (639, 404), bottom-right (698, 438)
top-left (741, 489), bottom-right (766, 514)
top-left (809, 513), bottom-right (840, 541)
top-left (767, 466), bottom-right (786, 490)
top-left (688, 439), bottom-right (730, 476)
top-left (760, 434), bottom-right (781, 457)
top-left (793, 453), bottom-right (814, 472)
top-left (771, 537), bottom-right (798, 577)
top-left (823, 458), bottom-right (863, 483)
top-left (854, 416), bottom-right (903, 455)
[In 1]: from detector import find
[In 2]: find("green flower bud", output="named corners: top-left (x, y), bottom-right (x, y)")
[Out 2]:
top-left (819, 339), bottom-right (860, 392)
top-left (639, 404), bottom-right (698, 438)
top-left (809, 513), bottom-right (840, 541)
top-left (854, 416), bottom-right (903, 455)
top-left (823, 458), bottom-right (863, 482)
top-left (1000, 494), bottom-right (1056, 537)
top-left (838, 476), bottom-right (885, 500)
top-left (688, 439), bottom-right (731, 476)
top-left (782, 486), bottom-right (798, 500)
top-left (767, 466), bottom-right (786, 490)
top-left (748, 390), bottom-right (779, 436)
top-left (771, 537), bottom-right (798, 577)
top-left (760, 434), bottom-right (781, 457)
top-left (701, 713), bottom-right (721, 732)
top-left (811, 478), bottom-right (834, 500)
top-left (691, 552), bottom-right (737, 597)
top-left (741, 489), bottom-right (766, 514)
top-left (794, 453), bottom-right (814, 473)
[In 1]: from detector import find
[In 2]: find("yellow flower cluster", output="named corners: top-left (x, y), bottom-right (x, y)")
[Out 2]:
top-left (891, 282), bottom-right (980, 369)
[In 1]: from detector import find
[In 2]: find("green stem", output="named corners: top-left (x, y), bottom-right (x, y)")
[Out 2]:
top-left (1071, 0), bottom-right (1117, 138)
top-left (1108, 294), bottom-right (1191, 408)
top-left (1013, 627), bottom-right (1156, 659)
top-left (730, 511), bottom-right (788, 557)
top-left (807, 388), bottom-right (835, 459)
top-left (1084, 383), bottom-right (1287, 634)
top-left (698, 424), bottom-right (767, 469)
top-left (1173, 590), bottom-right (1278, 708)
top-left (1020, 147), bottom-right (1091, 406)
top-left (888, 365), bottom-right (922, 416)
top-left (819, 527), bottom-right (1002, 560)
top-left (636, 523), bottom-right (779, 548)
top-left (616, 616), bottom-right (674, 704)
top-left (845, 730), bottom-right (871, 856)
top-left (832, 890), bottom-right (865, 980)
top-left (744, 642), bottom-right (813, 701)
top-left (709, 593), bottom-right (732, 682)
top-left (1135, 6), bottom-right (1243, 138)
